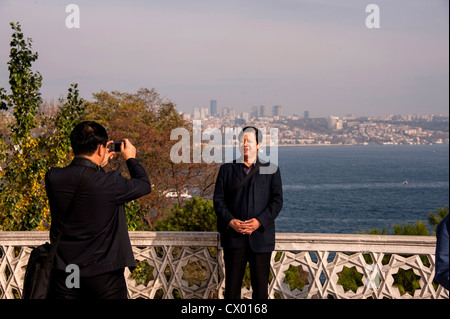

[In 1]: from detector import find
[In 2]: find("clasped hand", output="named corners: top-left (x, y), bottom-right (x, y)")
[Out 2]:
top-left (229, 218), bottom-right (261, 235)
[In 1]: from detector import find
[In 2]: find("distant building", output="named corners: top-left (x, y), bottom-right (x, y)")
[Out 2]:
top-left (273, 105), bottom-right (283, 117)
top-left (200, 107), bottom-right (209, 119)
top-left (260, 105), bottom-right (269, 117)
top-left (328, 115), bottom-right (343, 130)
top-left (210, 100), bottom-right (217, 116)
top-left (304, 111), bottom-right (309, 119)
top-left (250, 106), bottom-right (258, 118)
top-left (193, 107), bottom-right (200, 120)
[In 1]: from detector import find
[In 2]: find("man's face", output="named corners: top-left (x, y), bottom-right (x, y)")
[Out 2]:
top-left (239, 131), bottom-right (259, 159)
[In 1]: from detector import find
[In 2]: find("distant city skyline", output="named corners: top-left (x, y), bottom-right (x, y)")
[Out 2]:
top-left (0, 1), bottom-right (448, 118)
top-left (189, 110), bottom-right (449, 146)
top-left (191, 100), bottom-right (447, 119)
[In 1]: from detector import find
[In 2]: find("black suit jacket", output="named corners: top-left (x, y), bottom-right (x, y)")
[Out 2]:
top-left (213, 158), bottom-right (283, 253)
top-left (45, 157), bottom-right (151, 277)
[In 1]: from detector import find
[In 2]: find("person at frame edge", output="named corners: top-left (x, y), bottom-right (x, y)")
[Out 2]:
top-left (45, 121), bottom-right (151, 299)
top-left (214, 126), bottom-right (283, 299)
top-left (435, 214), bottom-right (449, 291)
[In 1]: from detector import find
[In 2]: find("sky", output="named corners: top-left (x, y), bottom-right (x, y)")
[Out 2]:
top-left (0, 0), bottom-right (448, 118)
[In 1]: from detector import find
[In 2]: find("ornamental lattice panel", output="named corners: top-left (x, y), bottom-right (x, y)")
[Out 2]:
top-left (0, 232), bottom-right (448, 299)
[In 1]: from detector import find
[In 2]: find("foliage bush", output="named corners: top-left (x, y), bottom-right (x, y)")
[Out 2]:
top-left (156, 197), bottom-right (217, 232)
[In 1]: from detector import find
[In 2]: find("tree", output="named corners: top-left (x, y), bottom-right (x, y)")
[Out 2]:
top-left (83, 89), bottom-right (219, 229)
top-left (156, 197), bottom-right (217, 232)
top-left (36, 83), bottom-right (87, 229)
top-left (428, 207), bottom-right (448, 235)
top-left (0, 22), bottom-right (44, 230)
top-left (358, 207), bottom-right (449, 236)
top-left (392, 221), bottom-right (429, 236)
top-left (0, 22), bottom-right (42, 139)
top-left (0, 22), bottom-right (86, 230)
top-left (358, 221), bottom-right (430, 236)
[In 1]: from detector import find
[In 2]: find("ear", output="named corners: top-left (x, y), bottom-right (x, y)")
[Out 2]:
top-left (97, 144), bottom-right (105, 157)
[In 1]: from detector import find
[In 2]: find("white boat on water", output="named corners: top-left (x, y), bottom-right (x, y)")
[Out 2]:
top-left (164, 189), bottom-right (192, 198)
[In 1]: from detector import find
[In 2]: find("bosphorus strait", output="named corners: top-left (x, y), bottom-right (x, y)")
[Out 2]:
top-left (276, 144), bottom-right (449, 234)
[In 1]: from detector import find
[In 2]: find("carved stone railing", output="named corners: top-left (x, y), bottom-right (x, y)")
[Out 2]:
top-left (0, 231), bottom-right (448, 299)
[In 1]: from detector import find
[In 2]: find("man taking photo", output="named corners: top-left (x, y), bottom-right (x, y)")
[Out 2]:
top-left (46, 121), bottom-right (151, 299)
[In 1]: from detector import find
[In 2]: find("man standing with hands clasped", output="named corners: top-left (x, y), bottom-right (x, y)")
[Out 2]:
top-left (214, 126), bottom-right (283, 299)
top-left (46, 121), bottom-right (151, 299)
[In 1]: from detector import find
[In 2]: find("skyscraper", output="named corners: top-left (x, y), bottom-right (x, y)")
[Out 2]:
top-left (200, 107), bottom-right (209, 119)
top-left (273, 105), bottom-right (283, 117)
top-left (210, 100), bottom-right (217, 116)
top-left (260, 105), bottom-right (269, 117)
top-left (193, 107), bottom-right (200, 120)
top-left (222, 107), bottom-right (229, 117)
top-left (250, 106), bottom-right (258, 118)
top-left (304, 111), bottom-right (310, 119)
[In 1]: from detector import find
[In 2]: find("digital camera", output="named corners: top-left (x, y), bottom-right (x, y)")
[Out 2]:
top-left (109, 142), bottom-right (122, 152)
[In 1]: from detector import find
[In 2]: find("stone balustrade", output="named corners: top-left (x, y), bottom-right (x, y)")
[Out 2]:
top-left (0, 231), bottom-right (448, 299)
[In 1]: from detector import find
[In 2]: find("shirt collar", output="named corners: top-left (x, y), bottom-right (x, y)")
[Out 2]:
top-left (242, 161), bottom-right (256, 168)
top-left (70, 157), bottom-right (102, 171)
top-left (242, 157), bottom-right (257, 166)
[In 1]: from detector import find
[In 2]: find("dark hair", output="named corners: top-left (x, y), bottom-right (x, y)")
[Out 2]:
top-left (239, 126), bottom-right (262, 144)
top-left (70, 121), bottom-right (108, 156)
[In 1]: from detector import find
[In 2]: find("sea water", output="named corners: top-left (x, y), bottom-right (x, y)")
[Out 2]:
top-left (276, 144), bottom-right (449, 234)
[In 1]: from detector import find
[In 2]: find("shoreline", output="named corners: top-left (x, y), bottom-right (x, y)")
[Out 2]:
top-left (276, 143), bottom-right (449, 147)
top-left (221, 143), bottom-right (449, 147)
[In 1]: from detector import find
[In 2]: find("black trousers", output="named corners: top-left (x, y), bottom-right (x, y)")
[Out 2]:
top-left (48, 268), bottom-right (127, 299)
top-left (223, 237), bottom-right (272, 299)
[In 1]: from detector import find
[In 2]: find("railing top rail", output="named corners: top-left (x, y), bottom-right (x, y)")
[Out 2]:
top-left (0, 231), bottom-right (436, 254)
top-left (274, 232), bottom-right (436, 254)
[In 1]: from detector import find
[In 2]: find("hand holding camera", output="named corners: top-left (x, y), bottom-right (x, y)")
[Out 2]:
top-left (120, 139), bottom-right (136, 161)
top-left (109, 139), bottom-right (136, 161)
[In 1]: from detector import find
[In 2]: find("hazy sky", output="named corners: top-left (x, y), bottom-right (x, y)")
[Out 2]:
top-left (0, 0), bottom-right (448, 117)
